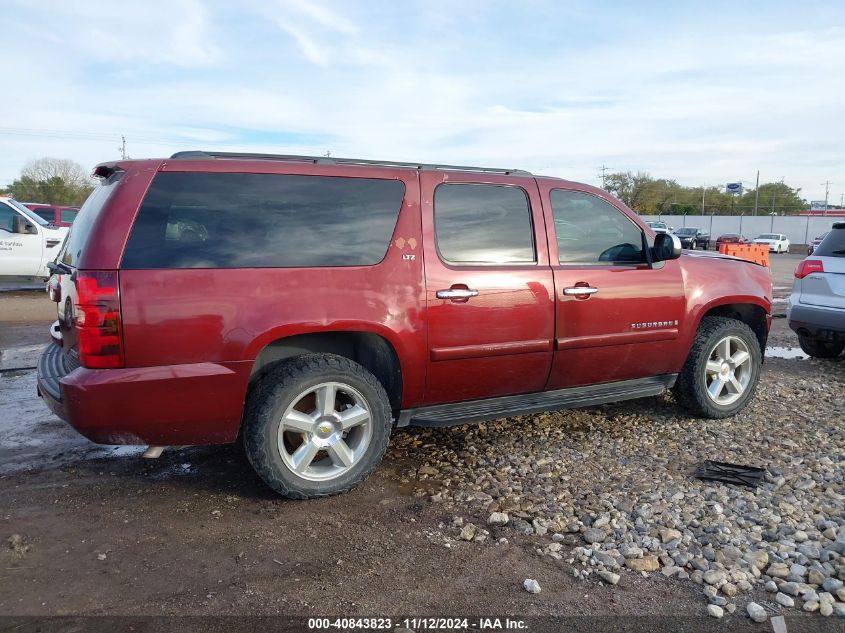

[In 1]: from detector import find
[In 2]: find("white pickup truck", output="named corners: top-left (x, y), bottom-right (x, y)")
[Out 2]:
top-left (0, 196), bottom-right (68, 277)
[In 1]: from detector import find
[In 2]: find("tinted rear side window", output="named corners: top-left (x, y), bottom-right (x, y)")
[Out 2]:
top-left (34, 209), bottom-right (54, 222)
top-left (121, 173), bottom-right (405, 269)
top-left (814, 227), bottom-right (845, 257)
top-left (434, 183), bottom-right (535, 264)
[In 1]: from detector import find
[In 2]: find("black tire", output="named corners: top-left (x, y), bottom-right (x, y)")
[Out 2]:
top-left (242, 354), bottom-right (392, 499)
top-left (798, 334), bottom-right (845, 359)
top-left (673, 316), bottom-right (762, 419)
top-left (689, 241), bottom-right (696, 250)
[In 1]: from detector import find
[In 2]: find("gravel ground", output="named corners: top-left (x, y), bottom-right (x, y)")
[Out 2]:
top-left (389, 353), bottom-right (845, 623)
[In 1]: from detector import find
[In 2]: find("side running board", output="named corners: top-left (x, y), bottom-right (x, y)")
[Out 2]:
top-left (397, 374), bottom-right (676, 428)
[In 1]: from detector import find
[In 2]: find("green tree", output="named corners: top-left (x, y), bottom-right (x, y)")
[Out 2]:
top-left (7, 158), bottom-right (95, 205)
top-left (736, 182), bottom-right (806, 215)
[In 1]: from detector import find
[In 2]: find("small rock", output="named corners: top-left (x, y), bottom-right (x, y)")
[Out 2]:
top-left (7, 534), bottom-right (30, 556)
top-left (619, 544), bottom-right (643, 559)
top-left (775, 592), bottom-right (794, 607)
top-left (459, 524), bottom-right (477, 541)
top-left (704, 570), bottom-right (725, 586)
top-left (765, 580), bottom-right (778, 593)
top-left (747, 602), bottom-right (768, 623)
top-left (707, 605), bottom-right (724, 619)
top-left (626, 555), bottom-right (659, 572)
top-left (417, 465), bottom-right (439, 476)
top-left (487, 512), bottom-right (509, 527)
top-left (523, 578), bottom-right (541, 594)
top-left (803, 600), bottom-right (820, 612)
top-left (808, 569), bottom-right (826, 585)
top-left (97, 553), bottom-right (107, 561)
top-left (598, 570), bottom-right (620, 585)
top-left (582, 528), bottom-right (605, 544)
top-left (659, 528), bottom-right (682, 543)
top-left (838, 588), bottom-right (845, 602)
top-left (767, 562), bottom-right (790, 578)
top-left (820, 602), bottom-right (833, 617)
top-left (823, 578), bottom-right (844, 593)
top-left (721, 582), bottom-right (737, 597)
top-left (780, 582), bottom-right (800, 596)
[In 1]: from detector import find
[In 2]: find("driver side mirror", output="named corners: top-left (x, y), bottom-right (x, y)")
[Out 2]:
top-left (12, 215), bottom-right (37, 234)
top-left (653, 233), bottom-right (682, 262)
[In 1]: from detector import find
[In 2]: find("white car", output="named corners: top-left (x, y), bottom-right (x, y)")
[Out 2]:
top-left (645, 220), bottom-right (671, 234)
top-left (753, 233), bottom-right (790, 253)
top-left (0, 197), bottom-right (69, 277)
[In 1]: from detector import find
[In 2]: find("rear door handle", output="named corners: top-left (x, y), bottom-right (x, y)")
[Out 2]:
top-left (563, 286), bottom-right (598, 296)
top-left (436, 288), bottom-right (479, 299)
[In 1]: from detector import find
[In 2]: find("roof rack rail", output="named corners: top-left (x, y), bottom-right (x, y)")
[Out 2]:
top-left (169, 151), bottom-right (531, 176)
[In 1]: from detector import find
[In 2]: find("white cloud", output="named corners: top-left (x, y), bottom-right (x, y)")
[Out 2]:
top-left (1, 3), bottom-right (843, 202)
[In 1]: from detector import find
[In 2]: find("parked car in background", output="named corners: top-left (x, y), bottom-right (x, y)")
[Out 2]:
top-left (788, 222), bottom-right (845, 358)
top-left (808, 232), bottom-right (829, 255)
top-left (716, 234), bottom-right (751, 248)
top-left (23, 203), bottom-right (79, 228)
top-left (674, 227), bottom-right (710, 250)
top-left (38, 152), bottom-right (772, 499)
top-left (0, 197), bottom-right (68, 276)
top-left (754, 233), bottom-right (790, 253)
top-left (645, 220), bottom-right (670, 234)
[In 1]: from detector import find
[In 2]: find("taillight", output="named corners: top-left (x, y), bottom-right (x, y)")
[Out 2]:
top-left (75, 271), bottom-right (124, 369)
top-left (795, 259), bottom-right (824, 279)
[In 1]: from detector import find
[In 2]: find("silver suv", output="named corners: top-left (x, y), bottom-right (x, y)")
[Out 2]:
top-left (788, 221), bottom-right (845, 358)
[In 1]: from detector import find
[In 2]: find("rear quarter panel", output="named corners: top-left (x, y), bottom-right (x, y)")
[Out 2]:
top-left (118, 162), bottom-right (427, 408)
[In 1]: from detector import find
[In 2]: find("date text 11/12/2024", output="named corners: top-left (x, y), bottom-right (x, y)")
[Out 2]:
top-left (307, 617), bottom-right (527, 630)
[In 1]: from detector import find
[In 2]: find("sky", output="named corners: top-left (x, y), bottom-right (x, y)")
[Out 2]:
top-left (2, 0), bottom-right (844, 203)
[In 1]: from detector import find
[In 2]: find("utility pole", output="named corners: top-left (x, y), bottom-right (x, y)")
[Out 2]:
top-left (821, 180), bottom-right (831, 215)
top-left (840, 192), bottom-right (844, 209)
top-left (753, 170), bottom-right (760, 215)
top-left (771, 189), bottom-right (776, 215)
top-left (701, 184), bottom-right (706, 215)
top-left (118, 135), bottom-right (127, 159)
top-left (598, 164), bottom-right (610, 190)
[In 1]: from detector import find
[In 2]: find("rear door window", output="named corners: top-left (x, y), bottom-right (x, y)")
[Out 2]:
top-left (121, 173), bottom-right (405, 268)
top-left (34, 209), bottom-right (54, 222)
top-left (433, 183), bottom-right (535, 264)
top-left (60, 209), bottom-right (78, 223)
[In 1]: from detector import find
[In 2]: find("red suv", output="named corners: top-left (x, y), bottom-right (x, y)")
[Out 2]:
top-left (23, 203), bottom-right (79, 227)
top-left (38, 152), bottom-right (772, 499)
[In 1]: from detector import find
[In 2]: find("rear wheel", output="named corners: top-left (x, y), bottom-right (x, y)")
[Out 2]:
top-left (673, 317), bottom-right (762, 418)
top-left (243, 354), bottom-right (392, 499)
top-left (798, 334), bottom-right (845, 359)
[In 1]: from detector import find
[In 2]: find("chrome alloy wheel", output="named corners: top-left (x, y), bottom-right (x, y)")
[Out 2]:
top-left (277, 382), bottom-right (373, 482)
top-left (704, 335), bottom-right (753, 406)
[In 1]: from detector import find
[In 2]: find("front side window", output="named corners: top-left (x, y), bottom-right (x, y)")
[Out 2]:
top-left (35, 210), bottom-right (54, 222)
top-left (0, 203), bottom-right (15, 232)
top-left (551, 190), bottom-right (646, 265)
top-left (122, 172), bottom-right (405, 269)
top-left (434, 183), bottom-right (535, 264)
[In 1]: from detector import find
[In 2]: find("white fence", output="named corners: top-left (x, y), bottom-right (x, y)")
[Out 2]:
top-left (646, 215), bottom-right (841, 246)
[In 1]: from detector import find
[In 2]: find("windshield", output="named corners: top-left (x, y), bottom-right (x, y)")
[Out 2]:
top-left (676, 228), bottom-right (697, 235)
top-left (758, 234), bottom-right (778, 239)
top-left (647, 221), bottom-right (666, 228)
top-left (8, 199), bottom-right (50, 226)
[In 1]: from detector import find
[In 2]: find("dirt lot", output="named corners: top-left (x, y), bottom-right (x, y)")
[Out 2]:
top-left (0, 254), bottom-right (841, 632)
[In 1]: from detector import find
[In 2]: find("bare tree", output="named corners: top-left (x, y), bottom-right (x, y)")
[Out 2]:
top-left (9, 157), bottom-right (95, 205)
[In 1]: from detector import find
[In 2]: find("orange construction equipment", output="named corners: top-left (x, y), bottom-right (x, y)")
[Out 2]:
top-left (718, 243), bottom-right (769, 267)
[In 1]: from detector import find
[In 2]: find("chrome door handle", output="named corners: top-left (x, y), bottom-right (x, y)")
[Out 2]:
top-left (563, 286), bottom-right (598, 296)
top-left (436, 288), bottom-right (479, 299)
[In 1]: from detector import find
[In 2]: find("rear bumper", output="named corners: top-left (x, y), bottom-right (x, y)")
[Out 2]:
top-left (787, 302), bottom-right (845, 337)
top-left (37, 342), bottom-right (250, 445)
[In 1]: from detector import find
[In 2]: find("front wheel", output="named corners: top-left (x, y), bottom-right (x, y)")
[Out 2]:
top-left (673, 317), bottom-right (762, 418)
top-left (243, 354), bottom-right (392, 499)
top-left (798, 335), bottom-right (845, 359)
